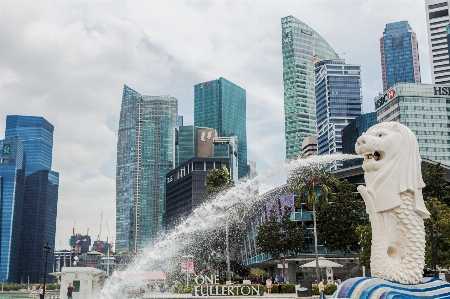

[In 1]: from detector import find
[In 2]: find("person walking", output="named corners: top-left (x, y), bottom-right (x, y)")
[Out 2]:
top-left (67, 282), bottom-right (74, 299)
top-left (38, 285), bottom-right (44, 299)
top-left (318, 278), bottom-right (326, 299)
top-left (276, 278), bottom-right (282, 294)
top-left (265, 277), bottom-right (273, 294)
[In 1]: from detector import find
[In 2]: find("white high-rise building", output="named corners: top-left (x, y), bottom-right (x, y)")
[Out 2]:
top-left (425, 0), bottom-right (450, 84)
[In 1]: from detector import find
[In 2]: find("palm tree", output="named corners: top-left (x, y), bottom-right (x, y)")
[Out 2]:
top-left (287, 163), bottom-right (335, 283)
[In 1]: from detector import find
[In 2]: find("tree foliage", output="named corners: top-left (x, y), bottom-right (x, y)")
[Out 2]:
top-left (205, 165), bottom-right (234, 195)
top-left (424, 197), bottom-right (450, 270)
top-left (286, 163), bottom-right (335, 282)
top-left (317, 179), bottom-right (368, 253)
top-left (423, 163), bottom-right (450, 206)
top-left (256, 206), bottom-right (308, 276)
top-left (355, 224), bottom-right (371, 269)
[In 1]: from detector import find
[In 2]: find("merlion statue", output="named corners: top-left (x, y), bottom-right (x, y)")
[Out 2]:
top-left (355, 122), bottom-right (430, 284)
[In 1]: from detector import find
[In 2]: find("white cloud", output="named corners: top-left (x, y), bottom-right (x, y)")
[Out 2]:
top-left (0, 0), bottom-right (434, 249)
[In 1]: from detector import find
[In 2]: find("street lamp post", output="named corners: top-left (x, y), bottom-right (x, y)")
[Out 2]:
top-left (43, 242), bottom-right (52, 298)
top-left (181, 255), bottom-right (194, 287)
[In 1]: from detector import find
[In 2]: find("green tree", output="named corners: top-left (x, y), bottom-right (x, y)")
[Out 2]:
top-left (424, 197), bottom-right (450, 271)
top-left (287, 164), bottom-right (335, 282)
top-left (423, 163), bottom-right (450, 206)
top-left (256, 206), bottom-right (308, 277)
top-left (355, 224), bottom-right (371, 269)
top-left (317, 179), bottom-right (368, 253)
top-left (205, 164), bottom-right (234, 195)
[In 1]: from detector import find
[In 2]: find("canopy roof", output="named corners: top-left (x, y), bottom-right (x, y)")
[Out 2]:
top-left (300, 257), bottom-right (343, 268)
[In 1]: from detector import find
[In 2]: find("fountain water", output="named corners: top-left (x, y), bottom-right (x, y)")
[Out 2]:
top-left (100, 153), bottom-right (358, 298)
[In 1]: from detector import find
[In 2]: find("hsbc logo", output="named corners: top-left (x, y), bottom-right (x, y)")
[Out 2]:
top-left (387, 89), bottom-right (395, 99)
top-left (200, 82), bottom-right (212, 88)
top-left (375, 89), bottom-right (396, 109)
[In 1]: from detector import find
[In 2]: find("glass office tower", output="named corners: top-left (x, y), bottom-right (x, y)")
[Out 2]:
top-left (194, 77), bottom-right (249, 179)
top-left (281, 16), bottom-right (339, 159)
top-left (5, 116), bottom-right (54, 176)
top-left (314, 59), bottom-right (362, 169)
top-left (375, 83), bottom-right (450, 165)
top-left (5, 116), bottom-right (59, 283)
top-left (0, 136), bottom-right (25, 282)
top-left (116, 85), bottom-right (178, 252)
top-left (380, 21), bottom-right (421, 92)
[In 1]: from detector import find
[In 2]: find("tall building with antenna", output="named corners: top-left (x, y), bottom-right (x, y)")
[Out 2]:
top-left (281, 16), bottom-right (339, 159)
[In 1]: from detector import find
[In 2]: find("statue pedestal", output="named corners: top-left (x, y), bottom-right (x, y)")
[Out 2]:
top-left (333, 277), bottom-right (450, 299)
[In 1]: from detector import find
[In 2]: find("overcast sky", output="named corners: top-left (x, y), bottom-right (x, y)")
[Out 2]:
top-left (0, 0), bottom-right (433, 250)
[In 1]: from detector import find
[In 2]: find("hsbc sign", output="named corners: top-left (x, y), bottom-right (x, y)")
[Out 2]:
top-left (375, 89), bottom-right (395, 109)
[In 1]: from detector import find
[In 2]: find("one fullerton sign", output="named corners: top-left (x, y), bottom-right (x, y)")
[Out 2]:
top-left (193, 275), bottom-right (260, 296)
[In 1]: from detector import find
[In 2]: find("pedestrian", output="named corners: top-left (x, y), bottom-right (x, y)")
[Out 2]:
top-left (266, 277), bottom-right (273, 294)
top-left (276, 278), bottom-right (282, 294)
top-left (38, 285), bottom-right (43, 299)
top-left (318, 278), bottom-right (326, 299)
top-left (67, 282), bottom-right (74, 299)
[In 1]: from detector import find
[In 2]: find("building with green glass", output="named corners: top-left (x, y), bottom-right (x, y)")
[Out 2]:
top-left (375, 83), bottom-right (450, 165)
top-left (175, 125), bottom-right (209, 167)
top-left (281, 16), bottom-right (339, 159)
top-left (116, 85), bottom-right (178, 252)
top-left (194, 77), bottom-right (249, 179)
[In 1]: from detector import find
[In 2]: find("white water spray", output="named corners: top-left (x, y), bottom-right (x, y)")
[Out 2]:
top-left (100, 154), bottom-right (359, 298)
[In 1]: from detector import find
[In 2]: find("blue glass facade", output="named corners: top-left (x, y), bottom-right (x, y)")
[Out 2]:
top-left (194, 77), bottom-right (249, 179)
top-left (314, 59), bottom-right (362, 168)
top-left (116, 85), bottom-right (178, 252)
top-left (380, 21), bottom-right (421, 92)
top-left (5, 116), bottom-right (54, 176)
top-left (116, 85), bottom-right (142, 252)
top-left (0, 136), bottom-right (25, 282)
top-left (18, 170), bottom-right (59, 283)
top-left (281, 16), bottom-right (339, 159)
top-left (5, 115), bottom-right (59, 283)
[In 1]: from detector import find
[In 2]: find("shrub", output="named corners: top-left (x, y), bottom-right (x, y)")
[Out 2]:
top-left (312, 284), bottom-right (338, 295)
top-left (260, 284), bottom-right (295, 293)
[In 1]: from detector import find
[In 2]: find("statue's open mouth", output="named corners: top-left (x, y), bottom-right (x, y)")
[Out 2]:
top-left (366, 151), bottom-right (381, 161)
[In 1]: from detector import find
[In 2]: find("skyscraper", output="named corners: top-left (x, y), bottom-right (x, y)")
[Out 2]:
top-left (380, 21), bottom-right (421, 92)
top-left (116, 85), bottom-right (178, 252)
top-left (314, 59), bottom-right (362, 169)
top-left (425, 0), bottom-right (450, 84)
top-left (281, 16), bottom-right (339, 159)
top-left (5, 116), bottom-right (54, 176)
top-left (5, 116), bottom-right (59, 283)
top-left (194, 77), bottom-right (249, 179)
top-left (375, 83), bottom-right (450, 165)
top-left (0, 136), bottom-right (25, 282)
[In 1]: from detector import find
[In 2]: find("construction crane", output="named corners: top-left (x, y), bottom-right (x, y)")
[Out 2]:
top-left (97, 211), bottom-right (103, 252)
top-left (106, 221), bottom-right (114, 252)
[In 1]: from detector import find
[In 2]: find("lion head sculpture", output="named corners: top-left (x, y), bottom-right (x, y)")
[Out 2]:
top-left (355, 122), bottom-right (430, 218)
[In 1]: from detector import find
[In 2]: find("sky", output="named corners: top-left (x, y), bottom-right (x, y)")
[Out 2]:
top-left (0, 0), bottom-right (433, 250)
